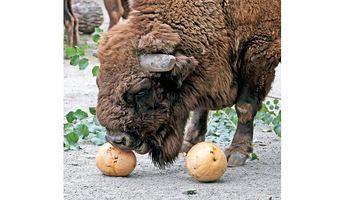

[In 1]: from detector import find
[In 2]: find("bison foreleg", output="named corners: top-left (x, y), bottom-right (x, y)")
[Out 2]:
top-left (225, 87), bottom-right (258, 167)
top-left (180, 109), bottom-right (208, 153)
top-left (225, 38), bottom-right (280, 167)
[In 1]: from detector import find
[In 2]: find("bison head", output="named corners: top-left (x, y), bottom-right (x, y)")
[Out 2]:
top-left (96, 20), bottom-right (198, 168)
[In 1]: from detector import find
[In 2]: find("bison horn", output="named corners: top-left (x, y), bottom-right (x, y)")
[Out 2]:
top-left (139, 54), bottom-right (176, 72)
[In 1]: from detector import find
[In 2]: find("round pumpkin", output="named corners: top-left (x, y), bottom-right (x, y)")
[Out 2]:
top-left (185, 142), bottom-right (227, 182)
top-left (96, 142), bottom-right (136, 177)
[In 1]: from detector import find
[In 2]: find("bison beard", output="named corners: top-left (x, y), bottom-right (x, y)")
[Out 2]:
top-left (147, 125), bottom-right (183, 168)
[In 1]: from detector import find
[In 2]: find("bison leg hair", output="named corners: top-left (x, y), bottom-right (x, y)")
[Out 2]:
top-left (180, 109), bottom-right (209, 153)
top-left (225, 39), bottom-right (280, 167)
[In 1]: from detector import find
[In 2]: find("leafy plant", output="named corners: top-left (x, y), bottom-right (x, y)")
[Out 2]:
top-left (64, 27), bottom-right (106, 150)
top-left (205, 98), bottom-right (281, 159)
top-left (92, 65), bottom-right (100, 77)
top-left (64, 107), bottom-right (106, 150)
top-left (249, 152), bottom-right (259, 161)
top-left (90, 27), bottom-right (103, 77)
top-left (206, 107), bottom-right (237, 143)
top-left (206, 98), bottom-right (281, 141)
top-left (255, 98), bottom-right (281, 137)
top-left (65, 46), bottom-right (89, 70)
top-left (92, 27), bottom-right (103, 44)
top-left (64, 27), bottom-right (103, 75)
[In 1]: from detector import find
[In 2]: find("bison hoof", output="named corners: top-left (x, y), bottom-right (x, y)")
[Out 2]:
top-left (225, 149), bottom-right (248, 167)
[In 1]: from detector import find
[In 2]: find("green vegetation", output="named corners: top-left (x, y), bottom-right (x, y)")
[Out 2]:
top-left (65, 46), bottom-right (89, 70)
top-left (63, 107), bottom-right (106, 150)
top-left (206, 98), bottom-right (281, 142)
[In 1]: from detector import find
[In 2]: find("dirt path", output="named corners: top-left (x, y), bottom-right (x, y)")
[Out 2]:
top-left (64, 1), bottom-right (281, 199)
top-left (64, 126), bottom-right (280, 200)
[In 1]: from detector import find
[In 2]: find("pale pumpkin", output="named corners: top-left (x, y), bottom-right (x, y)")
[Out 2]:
top-left (185, 142), bottom-right (227, 182)
top-left (96, 143), bottom-right (136, 177)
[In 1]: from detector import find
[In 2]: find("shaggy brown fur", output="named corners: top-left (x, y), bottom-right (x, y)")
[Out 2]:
top-left (104, 0), bottom-right (130, 30)
top-left (64, 0), bottom-right (79, 47)
top-left (96, 0), bottom-right (281, 168)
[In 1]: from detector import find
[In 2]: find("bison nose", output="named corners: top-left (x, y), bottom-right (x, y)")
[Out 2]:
top-left (105, 133), bottom-right (141, 150)
top-left (106, 134), bottom-right (129, 146)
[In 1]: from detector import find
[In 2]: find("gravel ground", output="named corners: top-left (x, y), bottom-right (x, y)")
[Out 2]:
top-left (64, 1), bottom-right (281, 199)
top-left (64, 126), bottom-right (280, 200)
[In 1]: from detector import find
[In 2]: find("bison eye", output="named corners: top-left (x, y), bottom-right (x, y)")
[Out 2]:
top-left (134, 89), bottom-right (150, 103)
top-left (135, 89), bottom-right (148, 98)
top-left (123, 89), bottom-right (150, 105)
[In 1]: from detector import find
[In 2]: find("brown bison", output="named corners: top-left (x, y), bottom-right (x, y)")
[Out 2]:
top-left (96, 0), bottom-right (281, 168)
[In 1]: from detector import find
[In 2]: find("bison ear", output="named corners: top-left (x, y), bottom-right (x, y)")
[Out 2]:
top-left (170, 53), bottom-right (198, 87)
top-left (138, 22), bottom-right (180, 54)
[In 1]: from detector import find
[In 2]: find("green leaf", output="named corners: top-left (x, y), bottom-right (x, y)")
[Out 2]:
top-left (89, 107), bottom-right (96, 115)
top-left (273, 99), bottom-right (279, 105)
top-left (74, 109), bottom-right (88, 120)
top-left (260, 104), bottom-right (270, 113)
top-left (63, 123), bottom-right (74, 134)
top-left (65, 47), bottom-right (76, 58)
top-left (249, 152), bottom-right (258, 161)
top-left (92, 28), bottom-right (103, 43)
top-left (76, 47), bottom-right (85, 56)
top-left (274, 124), bottom-right (281, 137)
top-left (70, 55), bottom-right (80, 66)
top-left (92, 65), bottom-right (100, 77)
top-left (264, 114), bottom-right (274, 125)
top-left (75, 124), bottom-right (89, 139)
top-left (269, 105), bottom-right (274, 110)
top-left (183, 190), bottom-right (197, 195)
top-left (78, 58), bottom-right (89, 70)
top-left (92, 34), bottom-right (101, 43)
top-left (95, 27), bottom-right (101, 33)
top-left (64, 143), bottom-right (70, 150)
top-left (66, 111), bottom-right (76, 123)
top-left (275, 105), bottom-right (279, 110)
top-left (64, 123), bottom-right (72, 130)
top-left (266, 101), bottom-right (270, 105)
top-left (64, 132), bottom-right (81, 150)
top-left (63, 141), bottom-right (71, 150)
top-left (65, 132), bottom-right (79, 144)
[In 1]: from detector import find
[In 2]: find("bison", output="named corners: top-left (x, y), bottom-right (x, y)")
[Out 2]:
top-left (96, 0), bottom-right (281, 168)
